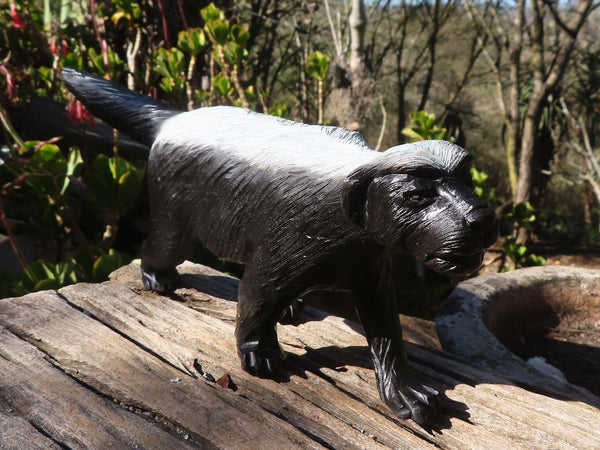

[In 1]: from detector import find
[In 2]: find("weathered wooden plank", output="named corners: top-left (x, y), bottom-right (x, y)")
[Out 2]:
top-left (0, 327), bottom-right (198, 449)
top-left (0, 291), bottom-right (325, 449)
top-left (1, 261), bottom-right (599, 450)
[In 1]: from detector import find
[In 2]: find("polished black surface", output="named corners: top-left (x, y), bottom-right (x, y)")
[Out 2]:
top-left (62, 68), bottom-right (497, 424)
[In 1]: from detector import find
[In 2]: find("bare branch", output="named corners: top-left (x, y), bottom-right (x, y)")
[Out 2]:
top-left (543, 0), bottom-right (579, 38)
top-left (323, 0), bottom-right (343, 58)
top-left (375, 96), bottom-right (387, 151)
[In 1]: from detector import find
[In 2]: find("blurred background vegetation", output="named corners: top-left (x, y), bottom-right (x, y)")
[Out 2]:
top-left (1, 0), bottom-right (600, 312)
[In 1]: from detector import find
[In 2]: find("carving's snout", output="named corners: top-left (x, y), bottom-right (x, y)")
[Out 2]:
top-left (466, 206), bottom-right (498, 248)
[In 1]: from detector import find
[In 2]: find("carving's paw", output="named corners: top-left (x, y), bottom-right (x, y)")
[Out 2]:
top-left (141, 266), bottom-right (179, 292)
top-left (382, 380), bottom-right (438, 424)
top-left (239, 341), bottom-right (284, 378)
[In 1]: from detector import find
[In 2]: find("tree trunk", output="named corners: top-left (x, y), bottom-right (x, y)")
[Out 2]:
top-left (515, 97), bottom-right (545, 205)
top-left (349, 0), bottom-right (367, 78)
top-left (418, 0), bottom-right (442, 112)
top-left (326, 0), bottom-right (372, 129)
top-left (515, 0), bottom-right (596, 208)
top-left (396, 78), bottom-right (406, 144)
top-left (506, 0), bottom-right (525, 201)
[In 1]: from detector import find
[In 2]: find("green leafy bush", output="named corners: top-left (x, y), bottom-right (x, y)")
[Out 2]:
top-left (500, 202), bottom-right (546, 271)
top-left (0, 139), bottom-right (145, 298)
top-left (0, 1), bottom-right (269, 298)
top-left (402, 111), bottom-right (450, 142)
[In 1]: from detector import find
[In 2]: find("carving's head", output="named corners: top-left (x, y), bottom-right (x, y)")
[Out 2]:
top-left (342, 140), bottom-right (498, 276)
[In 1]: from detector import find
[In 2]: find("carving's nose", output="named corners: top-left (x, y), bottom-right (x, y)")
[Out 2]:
top-left (467, 207), bottom-right (498, 246)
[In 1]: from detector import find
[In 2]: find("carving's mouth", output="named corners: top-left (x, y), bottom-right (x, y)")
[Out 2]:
top-left (424, 250), bottom-right (484, 276)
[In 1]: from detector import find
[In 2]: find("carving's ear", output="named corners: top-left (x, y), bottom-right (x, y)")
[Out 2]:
top-left (340, 166), bottom-right (378, 227)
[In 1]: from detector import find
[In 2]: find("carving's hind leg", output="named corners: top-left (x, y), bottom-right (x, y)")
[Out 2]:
top-left (235, 270), bottom-right (290, 377)
top-left (141, 217), bottom-right (192, 292)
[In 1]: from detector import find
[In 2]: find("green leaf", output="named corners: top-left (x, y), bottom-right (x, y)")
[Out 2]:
top-left (205, 19), bottom-right (230, 46)
top-left (470, 167), bottom-right (488, 185)
top-left (88, 47), bottom-right (124, 79)
top-left (178, 28), bottom-right (206, 55)
top-left (61, 147), bottom-right (83, 195)
top-left (28, 145), bottom-right (66, 182)
top-left (66, 147), bottom-right (83, 177)
top-left (117, 170), bottom-right (143, 210)
top-left (230, 24), bottom-right (250, 47)
top-left (223, 42), bottom-right (247, 66)
top-left (525, 254), bottom-right (547, 267)
top-left (200, 3), bottom-right (224, 22)
top-left (167, 48), bottom-right (186, 74)
top-left (111, 10), bottom-right (130, 22)
top-left (92, 154), bottom-right (112, 184)
top-left (154, 49), bottom-right (172, 78)
top-left (61, 53), bottom-right (84, 71)
top-left (32, 143), bottom-right (62, 163)
top-left (33, 278), bottom-right (61, 292)
top-left (153, 48), bottom-right (185, 80)
top-left (71, 246), bottom-right (103, 280)
top-left (194, 89), bottom-right (211, 104)
top-left (93, 249), bottom-right (125, 282)
top-left (213, 74), bottom-right (231, 96)
top-left (53, 261), bottom-right (77, 285)
top-left (27, 260), bottom-right (56, 282)
top-left (509, 202), bottom-right (536, 227)
top-left (22, 260), bottom-right (77, 292)
top-left (158, 77), bottom-right (173, 93)
top-left (402, 111), bottom-right (448, 142)
top-left (306, 51), bottom-right (330, 81)
top-left (401, 127), bottom-right (425, 142)
top-left (268, 104), bottom-right (288, 117)
top-left (85, 154), bottom-right (114, 206)
top-left (109, 155), bottom-right (129, 181)
top-left (111, 0), bottom-right (141, 22)
top-left (245, 85), bottom-right (256, 102)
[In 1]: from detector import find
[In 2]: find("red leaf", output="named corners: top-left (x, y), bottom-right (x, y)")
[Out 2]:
top-left (9, 3), bottom-right (26, 30)
top-left (216, 373), bottom-right (237, 391)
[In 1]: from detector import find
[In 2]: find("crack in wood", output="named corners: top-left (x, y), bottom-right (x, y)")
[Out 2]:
top-left (34, 341), bottom-right (210, 449)
top-left (28, 421), bottom-right (71, 449)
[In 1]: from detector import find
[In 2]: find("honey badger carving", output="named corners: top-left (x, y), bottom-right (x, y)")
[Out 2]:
top-left (61, 68), bottom-right (497, 424)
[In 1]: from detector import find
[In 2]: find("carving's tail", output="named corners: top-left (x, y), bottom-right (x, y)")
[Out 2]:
top-left (60, 68), bottom-right (179, 147)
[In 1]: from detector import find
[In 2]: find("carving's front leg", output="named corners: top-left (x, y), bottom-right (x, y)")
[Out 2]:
top-left (354, 258), bottom-right (438, 424)
top-left (369, 335), bottom-right (438, 424)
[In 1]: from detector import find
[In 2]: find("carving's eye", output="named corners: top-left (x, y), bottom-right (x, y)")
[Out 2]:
top-left (403, 186), bottom-right (437, 208)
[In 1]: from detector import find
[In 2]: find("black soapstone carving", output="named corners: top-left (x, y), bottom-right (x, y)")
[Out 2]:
top-left (61, 68), bottom-right (497, 424)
